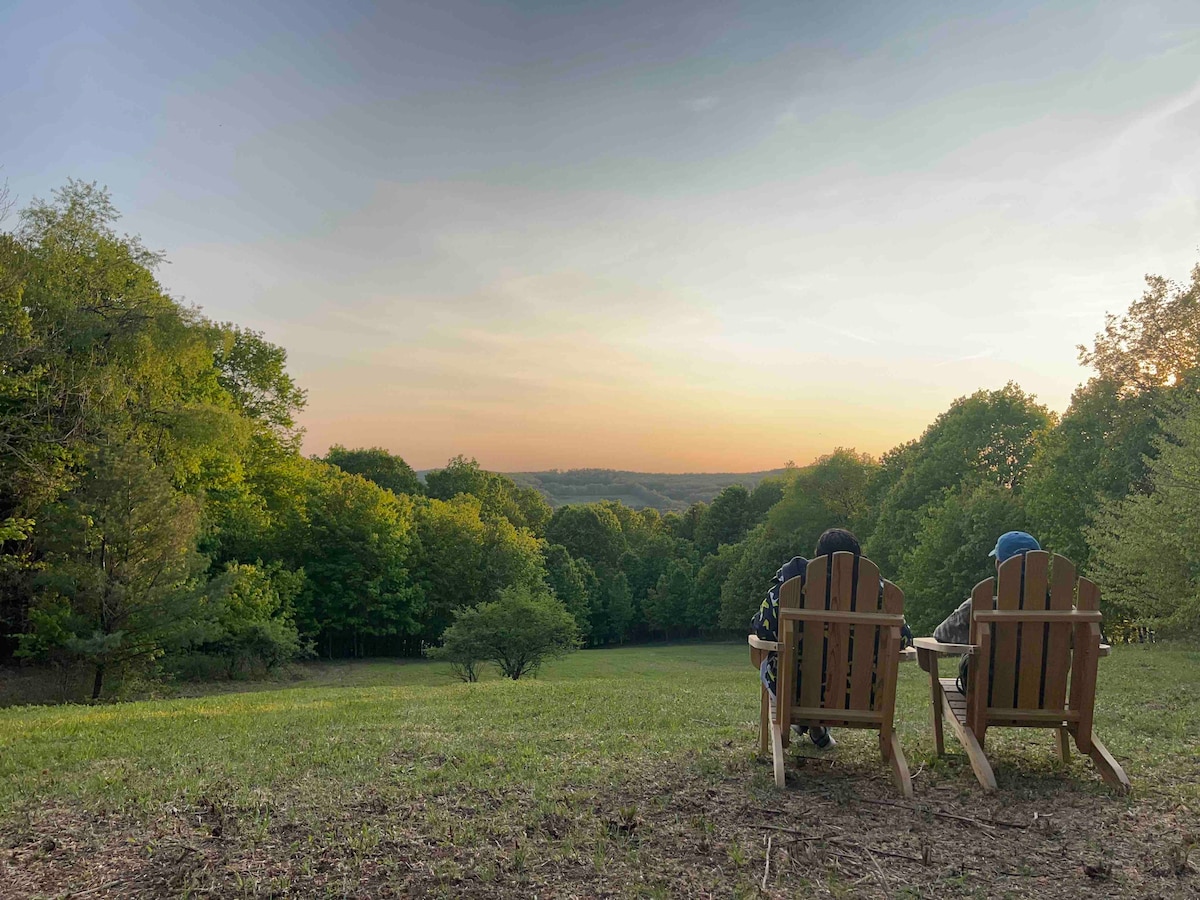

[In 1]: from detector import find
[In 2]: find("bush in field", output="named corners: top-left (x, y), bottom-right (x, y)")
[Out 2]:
top-left (433, 584), bottom-right (580, 681)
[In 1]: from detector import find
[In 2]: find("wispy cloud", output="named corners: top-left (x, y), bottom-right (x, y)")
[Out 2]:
top-left (685, 95), bottom-right (719, 112)
top-left (934, 349), bottom-right (995, 367)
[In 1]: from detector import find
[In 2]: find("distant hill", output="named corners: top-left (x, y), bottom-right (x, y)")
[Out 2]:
top-left (504, 468), bottom-right (789, 511)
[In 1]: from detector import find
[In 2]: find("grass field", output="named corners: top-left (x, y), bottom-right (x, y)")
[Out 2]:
top-left (2, 643), bottom-right (1198, 898)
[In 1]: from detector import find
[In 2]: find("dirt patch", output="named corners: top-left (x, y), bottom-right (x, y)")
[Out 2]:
top-left (3, 750), bottom-right (1197, 898)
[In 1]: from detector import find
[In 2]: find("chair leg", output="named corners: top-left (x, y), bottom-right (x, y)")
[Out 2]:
top-left (942, 692), bottom-right (997, 792)
top-left (771, 720), bottom-right (786, 788)
top-left (930, 677), bottom-right (945, 757)
top-left (1083, 733), bottom-right (1131, 795)
top-left (881, 730), bottom-right (914, 799)
top-left (1056, 726), bottom-right (1071, 763)
top-left (759, 687), bottom-right (770, 758)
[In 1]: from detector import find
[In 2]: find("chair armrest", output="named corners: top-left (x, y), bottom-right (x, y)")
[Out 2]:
top-left (748, 635), bottom-right (780, 652)
top-left (912, 637), bottom-right (975, 656)
top-left (899, 647), bottom-right (917, 663)
top-left (1099, 643), bottom-right (1111, 658)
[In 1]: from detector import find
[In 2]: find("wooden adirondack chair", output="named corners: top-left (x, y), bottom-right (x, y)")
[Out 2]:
top-left (748, 551), bottom-right (913, 797)
top-left (913, 551), bottom-right (1129, 794)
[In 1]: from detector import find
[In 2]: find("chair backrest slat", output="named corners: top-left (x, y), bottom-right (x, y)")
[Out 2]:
top-left (797, 561), bottom-right (825, 710)
top-left (1016, 551), bottom-right (1050, 709)
top-left (1042, 554), bottom-right (1076, 710)
top-left (849, 557), bottom-right (882, 710)
top-left (823, 552), bottom-right (856, 710)
top-left (990, 554), bottom-right (1023, 709)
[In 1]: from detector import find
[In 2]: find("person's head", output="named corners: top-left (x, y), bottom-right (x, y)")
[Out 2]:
top-left (989, 531), bottom-right (1040, 568)
top-left (815, 527), bottom-right (861, 558)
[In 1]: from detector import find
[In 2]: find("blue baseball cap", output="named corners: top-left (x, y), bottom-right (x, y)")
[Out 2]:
top-left (989, 531), bottom-right (1040, 562)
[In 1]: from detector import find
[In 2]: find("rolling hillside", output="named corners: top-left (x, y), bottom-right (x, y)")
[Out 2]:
top-left (504, 468), bottom-right (790, 511)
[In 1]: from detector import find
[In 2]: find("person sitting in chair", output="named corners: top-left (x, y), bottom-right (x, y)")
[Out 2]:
top-left (750, 527), bottom-right (913, 750)
top-left (933, 531), bottom-right (1041, 644)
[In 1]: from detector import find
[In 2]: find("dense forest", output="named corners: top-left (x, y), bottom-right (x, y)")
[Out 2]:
top-left (2, 183), bottom-right (1199, 700)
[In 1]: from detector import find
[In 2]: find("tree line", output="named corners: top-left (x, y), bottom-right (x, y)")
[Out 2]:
top-left (2, 182), bottom-right (1198, 699)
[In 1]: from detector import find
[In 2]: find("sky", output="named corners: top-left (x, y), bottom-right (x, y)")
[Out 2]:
top-left (3, 0), bottom-right (1199, 472)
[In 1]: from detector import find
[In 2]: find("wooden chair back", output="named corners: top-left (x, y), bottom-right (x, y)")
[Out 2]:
top-left (965, 551), bottom-right (1103, 751)
top-left (775, 552), bottom-right (906, 737)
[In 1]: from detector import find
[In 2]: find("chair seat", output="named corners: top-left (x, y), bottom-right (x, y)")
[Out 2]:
top-left (939, 677), bottom-right (967, 725)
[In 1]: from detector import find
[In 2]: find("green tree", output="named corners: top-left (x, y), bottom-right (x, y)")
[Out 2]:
top-left (866, 384), bottom-right (1052, 573)
top-left (412, 494), bottom-right (546, 642)
top-left (542, 543), bottom-right (593, 639)
top-left (767, 449), bottom-right (878, 549)
top-left (690, 541), bottom-right (745, 632)
top-left (1079, 263), bottom-right (1200, 393)
top-left (896, 483), bottom-right (1026, 635)
top-left (598, 571), bottom-right (634, 643)
top-left (434, 583), bottom-right (580, 680)
top-left (664, 502), bottom-right (706, 542)
top-left (545, 504), bottom-right (626, 573)
top-left (19, 447), bottom-right (209, 699)
top-left (285, 462), bottom-right (420, 657)
top-left (694, 484), bottom-right (751, 555)
top-left (747, 477), bottom-right (786, 525)
top-left (194, 562), bottom-right (308, 677)
top-left (425, 455), bottom-right (550, 534)
top-left (325, 445), bottom-right (423, 496)
top-left (210, 324), bottom-right (307, 442)
top-left (1087, 399), bottom-right (1200, 636)
top-left (643, 558), bottom-right (694, 639)
top-left (1023, 379), bottom-right (1159, 568)
top-left (718, 524), bottom-right (812, 629)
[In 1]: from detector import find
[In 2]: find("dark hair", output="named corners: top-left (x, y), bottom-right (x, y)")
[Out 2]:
top-left (814, 527), bottom-right (861, 558)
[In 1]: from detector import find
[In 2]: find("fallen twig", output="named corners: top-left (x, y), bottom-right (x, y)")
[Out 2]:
top-left (749, 823), bottom-right (824, 841)
top-left (68, 882), bottom-right (124, 898)
top-left (864, 846), bottom-right (890, 895)
top-left (762, 834), bottom-right (772, 891)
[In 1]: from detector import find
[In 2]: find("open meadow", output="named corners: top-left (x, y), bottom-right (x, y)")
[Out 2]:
top-left (2, 642), bottom-right (1198, 899)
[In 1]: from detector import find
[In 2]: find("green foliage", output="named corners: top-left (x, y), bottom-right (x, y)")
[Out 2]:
top-left (283, 462), bottom-right (421, 657)
top-left (694, 484), bottom-right (750, 555)
top-left (542, 543), bottom-right (594, 640)
top-left (193, 562), bottom-right (308, 676)
top-left (1080, 263), bottom-right (1200, 393)
top-left (598, 572), bottom-right (633, 643)
top-left (425, 455), bottom-right (551, 535)
top-left (643, 559), bottom-right (694, 639)
top-left (1024, 379), bottom-right (1160, 568)
top-left (210, 324), bottom-right (306, 440)
top-left (690, 542), bottom-right (744, 632)
top-left (433, 583), bottom-right (580, 680)
top-left (717, 524), bottom-right (812, 629)
top-left (767, 448), bottom-right (878, 549)
top-left (412, 494), bottom-right (546, 643)
top-left (18, 447), bottom-right (209, 698)
top-left (664, 502), bottom-right (706, 542)
top-left (897, 484), bottom-right (1026, 635)
top-left (325, 445), bottom-right (423, 496)
top-left (1088, 399), bottom-right (1200, 636)
top-left (747, 477), bottom-right (785, 525)
top-left (545, 504), bottom-right (626, 573)
top-left (866, 384), bottom-right (1052, 573)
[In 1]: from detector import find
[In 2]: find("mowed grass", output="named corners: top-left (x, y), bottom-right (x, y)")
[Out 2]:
top-left (2, 642), bottom-right (1199, 897)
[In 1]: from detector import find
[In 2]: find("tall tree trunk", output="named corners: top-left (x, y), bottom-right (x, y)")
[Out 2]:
top-left (91, 663), bottom-right (104, 701)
